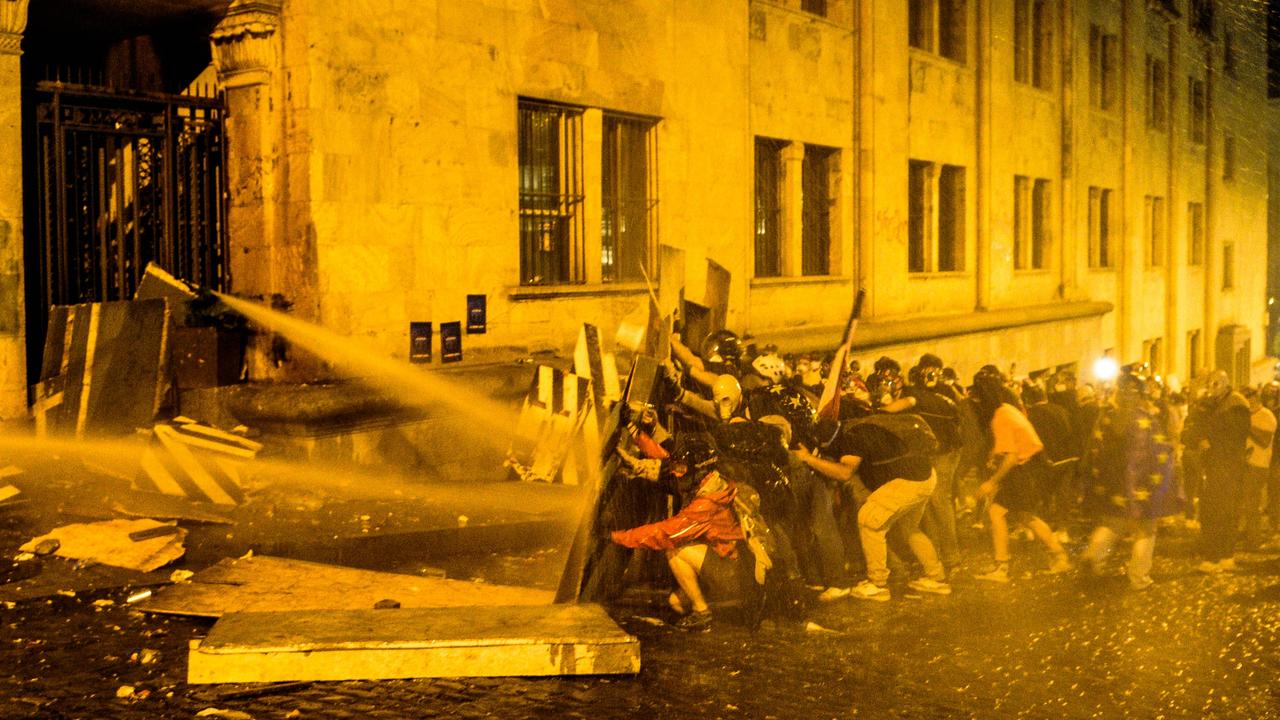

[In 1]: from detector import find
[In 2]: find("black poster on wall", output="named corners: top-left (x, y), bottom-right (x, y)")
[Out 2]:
top-left (409, 322), bottom-right (432, 363)
top-left (441, 321), bottom-right (463, 363)
top-left (466, 295), bottom-right (487, 334)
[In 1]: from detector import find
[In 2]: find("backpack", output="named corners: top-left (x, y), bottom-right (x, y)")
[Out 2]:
top-left (850, 412), bottom-right (940, 465)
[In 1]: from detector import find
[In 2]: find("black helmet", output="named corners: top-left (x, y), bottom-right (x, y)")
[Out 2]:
top-left (873, 356), bottom-right (902, 377)
top-left (764, 384), bottom-right (817, 447)
top-left (701, 330), bottom-right (743, 368)
top-left (669, 433), bottom-right (718, 479)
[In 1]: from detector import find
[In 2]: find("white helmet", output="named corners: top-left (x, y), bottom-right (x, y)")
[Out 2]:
top-left (752, 353), bottom-right (787, 384)
top-left (712, 375), bottom-right (743, 421)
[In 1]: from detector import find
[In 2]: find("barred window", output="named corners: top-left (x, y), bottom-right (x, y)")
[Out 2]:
top-left (754, 138), bottom-right (786, 278)
top-left (518, 100), bottom-right (584, 286)
top-left (909, 159), bottom-right (965, 273)
top-left (1189, 77), bottom-right (1207, 143)
top-left (1188, 202), bottom-right (1204, 265)
top-left (802, 144), bottom-right (836, 276)
top-left (1088, 187), bottom-right (1114, 269)
top-left (1015, 0), bottom-right (1052, 88)
top-left (601, 113), bottom-right (658, 283)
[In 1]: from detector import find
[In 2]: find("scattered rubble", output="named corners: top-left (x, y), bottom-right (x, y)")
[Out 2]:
top-left (20, 519), bottom-right (186, 573)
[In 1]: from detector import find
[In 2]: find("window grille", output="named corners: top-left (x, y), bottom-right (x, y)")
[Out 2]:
top-left (754, 138), bottom-right (786, 278)
top-left (518, 100), bottom-right (585, 286)
top-left (802, 145), bottom-right (836, 276)
top-left (601, 113), bottom-right (658, 283)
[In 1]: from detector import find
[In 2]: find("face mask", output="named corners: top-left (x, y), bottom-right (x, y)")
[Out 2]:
top-left (717, 398), bottom-right (735, 420)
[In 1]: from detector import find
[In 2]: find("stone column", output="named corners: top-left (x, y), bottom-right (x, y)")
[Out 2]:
top-left (210, 0), bottom-right (291, 380)
top-left (0, 0), bottom-right (29, 420)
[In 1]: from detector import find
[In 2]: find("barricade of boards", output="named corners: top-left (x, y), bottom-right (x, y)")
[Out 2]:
top-left (134, 418), bottom-right (263, 506)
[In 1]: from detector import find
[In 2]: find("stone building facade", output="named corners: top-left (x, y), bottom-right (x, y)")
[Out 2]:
top-left (0, 0), bottom-right (1273, 418)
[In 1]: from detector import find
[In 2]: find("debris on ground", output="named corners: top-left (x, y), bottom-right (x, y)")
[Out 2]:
top-left (195, 708), bottom-right (254, 719)
top-left (20, 518), bottom-right (187, 573)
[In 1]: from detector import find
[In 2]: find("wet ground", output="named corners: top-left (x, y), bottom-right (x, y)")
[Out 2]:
top-left (3, 508), bottom-right (1279, 719)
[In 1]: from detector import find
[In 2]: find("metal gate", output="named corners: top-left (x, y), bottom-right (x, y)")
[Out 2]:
top-left (31, 80), bottom-right (228, 313)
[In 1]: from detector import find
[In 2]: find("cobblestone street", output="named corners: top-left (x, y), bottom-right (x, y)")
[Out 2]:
top-left (3, 523), bottom-right (1278, 720)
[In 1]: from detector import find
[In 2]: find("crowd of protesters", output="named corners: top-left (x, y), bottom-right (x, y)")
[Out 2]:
top-left (599, 328), bottom-right (1280, 631)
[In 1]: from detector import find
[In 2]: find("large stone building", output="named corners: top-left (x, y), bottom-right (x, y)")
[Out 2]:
top-left (0, 0), bottom-right (1274, 419)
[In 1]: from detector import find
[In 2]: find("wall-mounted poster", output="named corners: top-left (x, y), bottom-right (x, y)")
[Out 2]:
top-left (441, 321), bottom-right (462, 363)
top-left (409, 322), bottom-right (432, 363)
top-left (466, 294), bottom-right (487, 334)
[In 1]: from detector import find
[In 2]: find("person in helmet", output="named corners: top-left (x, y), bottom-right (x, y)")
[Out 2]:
top-left (668, 330), bottom-right (743, 392)
top-left (795, 415), bottom-right (951, 600)
top-left (674, 374), bottom-right (747, 423)
top-left (970, 373), bottom-right (1073, 582)
top-left (608, 433), bottom-right (745, 631)
top-left (751, 352), bottom-right (788, 387)
top-left (1079, 372), bottom-right (1180, 590)
top-left (905, 360), bottom-right (963, 574)
top-left (1182, 369), bottom-right (1250, 572)
top-left (1239, 386), bottom-right (1276, 549)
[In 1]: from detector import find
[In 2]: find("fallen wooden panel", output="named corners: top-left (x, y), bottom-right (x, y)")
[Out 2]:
top-left (20, 519), bottom-right (186, 572)
top-left (137, 555), bottom-right (553, 618)
top-left (134, 418), bottom-right (261, 505)
top-left (0, 558), bottom-right (171, 602)
top-left (187, 604), bottom-right (639, 683)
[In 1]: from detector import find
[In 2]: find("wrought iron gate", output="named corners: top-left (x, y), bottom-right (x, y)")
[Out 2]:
top-left (31, 81), bottom-right (228, 312)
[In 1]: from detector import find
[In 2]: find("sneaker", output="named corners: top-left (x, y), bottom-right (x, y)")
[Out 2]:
top-left (1054, 529), bottom-right (1071, 544)
top-left (1219, 558), bottom-right (1237, 572)
top-left (975, 565), bottom-right (1010, 583)
top-left (817, 586), bottom-right (851, 602)
top-left (907, 578), bottom-right (953, 595)
top-left (674, 610), bottom-right (712, 632)
top-left (1047, 554), bottom-right (1074, 574)
top-left (1196, 560), bottom-right (1223, 574)
top-left (1130, 576), bottom-right (1154, 591)
top-left (849, 580), bottom-right (891, 602)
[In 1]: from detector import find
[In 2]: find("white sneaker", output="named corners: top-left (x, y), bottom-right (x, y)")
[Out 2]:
top-left (1054, 529), bottom-right (1071, 544)
top-left (850, 581), bottom-right (891, 602)
top-left (1047, 554), bottom-right (1074, 574)
top-left (817, 586), bottom-right (851, 602)
top-left (1196, 560), bottom-right (1223, 574)
top-left (907, 578), bottom-right (953, 595)
top-left (1130, 576), bottom-right (1154, 591)
top-left (975, 565), bottom-right (1010, 583)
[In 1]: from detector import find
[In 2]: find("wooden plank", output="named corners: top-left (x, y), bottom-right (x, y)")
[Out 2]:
top-left (187, 604), bottom-right (639, 683)
top-left (137, 555), bottom-right (554, 618)
top-left (704, 258), bottom-right (732, 336)
top-left (657, 244), bottom-right (686, 321)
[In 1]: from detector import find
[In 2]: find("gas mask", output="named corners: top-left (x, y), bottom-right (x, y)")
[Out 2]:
top-left (922, 367), bottom-right (941, 388)
top-left (712, 375), bottom-right (743, 421)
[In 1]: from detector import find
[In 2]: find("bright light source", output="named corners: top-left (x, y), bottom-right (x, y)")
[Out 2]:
top-left (1093, 357), bottom-right (1119, 382)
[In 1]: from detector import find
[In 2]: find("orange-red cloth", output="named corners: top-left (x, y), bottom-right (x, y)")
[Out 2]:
top-left (609, 472), bottom-right (743, 558)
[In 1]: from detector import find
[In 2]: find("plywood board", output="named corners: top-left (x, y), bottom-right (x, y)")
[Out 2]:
top-left (188, 604), bottom-right (639, 683)
top-left (704, 258), bottom-right (731, 336)
top-left (20, 519), bottom-right (186, 573)
top-left (137, 555), bottom-right (553, 618)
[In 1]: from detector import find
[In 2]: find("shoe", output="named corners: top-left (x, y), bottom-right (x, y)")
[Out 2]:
top-left (1048, 554), bottom-right (1074, 574)
top-left (975, 565), bottom-right (1010, 583)
top-left (1054, 529), bottom-right (1071, 544)
top-left (907, 578), bottom-right (953, 595)
top-left (674, 610), bottom-right (712, 632)
top-left (1219, 558), bottom-right (1237, 571)
top-left (850, 580), bottom-right (891, 602)
top-left (1130, 576), bottom-right (1154, 591)
top-left (1196, 560), bottom-right (1223, 574)
top-left (817, 586), bottom-right (851, 602)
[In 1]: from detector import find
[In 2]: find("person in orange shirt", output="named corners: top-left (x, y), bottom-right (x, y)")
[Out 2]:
top-left (970, 373), bottom-right (1073, 582)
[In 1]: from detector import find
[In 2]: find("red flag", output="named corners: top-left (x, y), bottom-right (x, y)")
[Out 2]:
top-left (817, 289), bottom-right (866, 421)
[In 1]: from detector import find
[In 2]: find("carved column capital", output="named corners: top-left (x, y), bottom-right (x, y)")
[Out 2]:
top-left (0, 0), bottom-right (30, 56)
top-left (210, 0), bottom-right (284, 88)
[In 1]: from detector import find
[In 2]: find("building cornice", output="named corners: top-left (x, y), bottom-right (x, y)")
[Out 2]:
top-left (751, 301), bottom-right (1116, 353)
top-left (0, 0), bottom-right (30, 56)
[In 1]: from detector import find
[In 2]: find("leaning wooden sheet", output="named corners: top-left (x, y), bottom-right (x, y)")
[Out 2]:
top-left (36, 299), bottom-right (170, 437)
top-left (137, 555), bottom-right (553, 618)
top-left (506, 365), bottom-right (594, 484)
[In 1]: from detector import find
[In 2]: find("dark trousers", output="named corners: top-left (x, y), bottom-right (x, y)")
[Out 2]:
top-left (1199, 467), bottom-right (1243, 561)
top-left (792, 476), bottom-right (849, 587)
